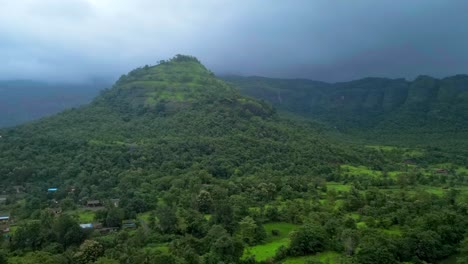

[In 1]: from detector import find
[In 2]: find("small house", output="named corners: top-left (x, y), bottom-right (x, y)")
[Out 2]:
top-left (93, 222), bottom-right (103, 229)
top-left (0, 216), bottom-right (9, 224)
top-left (79, 223), bottom-right (93, 229)
top-left (99, 227), bottom-right (118, 234)
top-left (86, 200), bottom-right (102, 207)
top-left (110, 199), bottom-right (120, 208)
top-left (13, 185), bottom-right (24, 194)
top-left (122, 220), bottom-right (137, 229)
top-left (48, 188), bottom-right (58, 192)
top-left (435, 168), bottom-right (448, 174)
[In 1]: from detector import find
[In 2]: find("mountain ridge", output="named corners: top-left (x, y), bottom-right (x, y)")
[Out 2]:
top-left (223, 74), bottom-right (468, 147)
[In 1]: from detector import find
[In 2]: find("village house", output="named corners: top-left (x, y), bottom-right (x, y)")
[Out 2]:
top-left (122, 220), bottom-right (137, 229)
top-left (79, 222), bottom-right (104, 231)
top-left (79, 223), bottom-right (93, 229)
top-left (48, 188), bottom-right (58, 193)
top-left (0, 215), bottom-right (9, 224)
top-left (110, 199), bottom-right (120, 208)
top-left (86, 200), bottom-right (102, 207)
top-left (13, 185), bottom-right (24, 194)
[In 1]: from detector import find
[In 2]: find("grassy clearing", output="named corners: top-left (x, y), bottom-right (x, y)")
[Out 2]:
top-left (420, 186), bottom-right (445, 196)
top-left (357, 222), bottom-right (368, 229)
top-left (456, 167), bottom-right (468, 175)
top-left (137, 211), bottom-right (152, 222)
top-left (381, 226), bottom-right (402, 236)
top-left (143, 243), bottom-right (169, 254)
top-left (76, 210), bottom-right (95, 223)
top-left (326, 182), bottom-right (351, 192)
top-left (243, 222), bottom-right (298, 261)
top-left (346, 213), bottom-right (360, 220)
top-left (283, 251), bottom-right (342, 264)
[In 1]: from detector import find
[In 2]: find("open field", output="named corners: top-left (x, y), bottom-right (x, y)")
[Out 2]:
top-left (243, 222), bottom-right (298, 261)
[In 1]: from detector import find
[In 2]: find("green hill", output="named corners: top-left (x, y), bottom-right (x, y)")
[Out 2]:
top-left (0, 55), bottom-right (366, 187)
top-left (0, 56), bottom-right (466, 264)
top-left (224, 75), bottom-right (468, 148)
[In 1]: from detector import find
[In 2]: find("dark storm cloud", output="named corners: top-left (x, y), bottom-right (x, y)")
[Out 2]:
top-left (1, 0), bottom-right (468, 82)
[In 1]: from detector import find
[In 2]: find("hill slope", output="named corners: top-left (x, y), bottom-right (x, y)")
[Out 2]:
top-left (224, 75), bottom-right (468, 147)
top-left (0, 55), bottom-right (368, 188)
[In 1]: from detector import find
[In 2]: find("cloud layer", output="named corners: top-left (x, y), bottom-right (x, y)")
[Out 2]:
top-left (1, 0), bottom-right (468, 82)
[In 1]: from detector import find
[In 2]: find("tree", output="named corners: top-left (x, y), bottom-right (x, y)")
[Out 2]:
top-left (10, 221), bottom-right (43, 251)
top-left (106, 208), bottom-right (124, 228)
top-left (157, 205), bottom-right (178, 234)
top-left (457, 237), bottom-right (468, 264)
top-left (73, 240), bottom-right (104, 264)
top-left (238, 216), bottom-right (257, 245)
top-left (289, 224), bottom-right (327, 256)
top-left (341, 229), bottom-right (359, 256)
top-left (197, 190), bottom-right (213, 213)
top-left (355, 233), bottom-right (398, 264)
top-left (210, 234), bottom-right (244, 263)
top-left (53, 215), bottom-right (85, 248)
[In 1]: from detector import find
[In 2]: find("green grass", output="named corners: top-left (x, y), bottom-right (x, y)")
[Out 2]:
top-left (456, 167), bottom-right (468, 175)
top-left (381, 226), bottom-right (402, 236)
top-left (77, 210), bottom-right (95, 223)
top-left (143, 243), bottom-right (169, 254)
top-left (357, 222), bottom-right (368, 229)
top-left (326, 182), bottom-right (351, 192)
top-left (421, 186), bottom-right (445, 196)
top-left (137, 211), bottom-right (152, 222)
top-left (346, 213), bottom-right (360, 220)
top-left (243, 222), bottom-right (298, 261)
top-left (283, 251), bottom-right (342, 264)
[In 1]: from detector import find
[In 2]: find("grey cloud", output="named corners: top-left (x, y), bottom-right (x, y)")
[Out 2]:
top-left (0, 0), bottom-right (468, 82)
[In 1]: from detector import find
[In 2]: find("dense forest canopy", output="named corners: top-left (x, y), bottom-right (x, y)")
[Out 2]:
top-left (0, 55), bottom-right (466, 264)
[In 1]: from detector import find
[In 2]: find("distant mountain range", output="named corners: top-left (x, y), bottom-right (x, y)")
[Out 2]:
top-left (224, 75), bottom-right (468, 147)
top-left (0, 80), bottom-right (105, 127)
top-left (2, 72), bottom-right (467, 148)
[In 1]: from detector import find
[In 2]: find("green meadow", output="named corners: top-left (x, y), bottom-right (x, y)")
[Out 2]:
top-left (243, 222), bottom-right (298, 261)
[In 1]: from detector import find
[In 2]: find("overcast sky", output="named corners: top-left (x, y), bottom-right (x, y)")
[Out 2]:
top-left (1, 0), bottom-right (468, 82)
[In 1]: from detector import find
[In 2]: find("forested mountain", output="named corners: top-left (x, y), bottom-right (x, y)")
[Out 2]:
top-left (0, 55), bottom-right (365, 187)
top-left (0, 56), bottom-right (466, 264)
top-left (0, 80), bottom-right (104, 128)
top-left (224, 75), bottom-right (468, 147)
